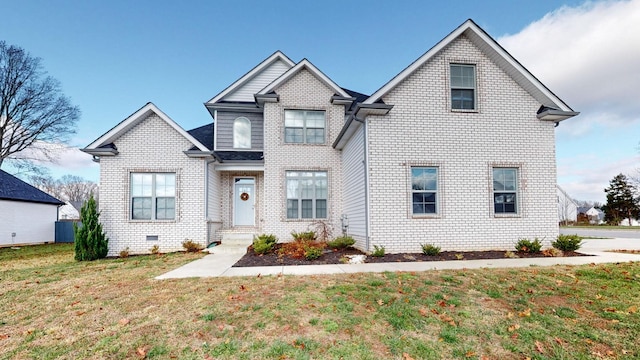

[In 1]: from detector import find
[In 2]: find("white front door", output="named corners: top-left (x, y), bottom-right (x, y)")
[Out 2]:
top-left (234, 178), bottom-right (255, 226)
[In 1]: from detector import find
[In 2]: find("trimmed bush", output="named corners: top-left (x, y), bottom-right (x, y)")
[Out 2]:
top-left (327, 236), bottom-right (356, 249)
top-left (253, 234), bottom-right (278, 255)
top-left (515, 238), bottom-right (542, 253)
top-left (304, 246), bottom-right (324, 260)
top-left (421, 243), bottom-right (441, 256)
top-left (291, 231), bottom-right (316, 241)
top-left (74, 195), bottom-right (109, 261)
top-left (371, 245), bottom-right (385, 257)
top-left (552, 234), bottom-right (582, 252)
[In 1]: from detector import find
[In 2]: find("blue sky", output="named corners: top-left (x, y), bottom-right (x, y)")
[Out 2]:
top-left (1, 0), bottom-right (638, 203)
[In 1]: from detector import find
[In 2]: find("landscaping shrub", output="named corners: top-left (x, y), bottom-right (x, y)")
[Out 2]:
top-left (515, 238), bottom-right (542, 253)
top-left (253, 234), bottom-right (278, 255)
top-left (279, 238), bottom-right (326, 259)
top-left (421, 243), bottom-right (441, 256)
top-left (119, 247), bottom-right (130, 258)
top-left (74, 195), bottom-right (109, 261)
top-left (304, 246), bottom-right (324, 260)
top-left (150, 245), bottom-right (160, 255)
top-left (182, 239), bottom-right (203, 252)
top-left (327, 236), bottom-right (355, 249)
top-left (371, 245), bottom-right (385, 257)
top-left (291, 231), bottom-right (316, 241)
top-left (552, 234), bottom-right (583, 252)
top-left (309, 220), bottom-right (333, 242)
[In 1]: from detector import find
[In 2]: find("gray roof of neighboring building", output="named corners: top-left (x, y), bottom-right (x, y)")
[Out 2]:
top-left (0, 170), bottom-right (64, 205)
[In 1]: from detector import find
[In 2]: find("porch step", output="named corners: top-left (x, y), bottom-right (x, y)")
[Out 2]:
top-left (208, 244), bottom-right (249, 255)
top-left (221, 232), bottom-right (255, 246)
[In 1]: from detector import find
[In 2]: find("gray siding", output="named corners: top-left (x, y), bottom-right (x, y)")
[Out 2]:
top-left (341, 125), bottom-right (367, 249)
top-left (215, 111), bottom-right (264, 150)
top-left (225, 59), bottom-right (292, 102)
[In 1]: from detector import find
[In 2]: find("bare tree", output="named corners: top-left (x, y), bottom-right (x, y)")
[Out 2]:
top-left (0, 41), bottom-right (79, 169)
top-left (29, 174), bottom-right (97, 205)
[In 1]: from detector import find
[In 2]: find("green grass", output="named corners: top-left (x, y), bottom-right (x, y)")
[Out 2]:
top-left (1, 244), bottom-right (639, 359)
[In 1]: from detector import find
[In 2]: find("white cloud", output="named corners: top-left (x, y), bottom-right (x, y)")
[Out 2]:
top-left (10, 140), bottom-right (98, 176)
top-left (499, 0), bottom-right (640, 121)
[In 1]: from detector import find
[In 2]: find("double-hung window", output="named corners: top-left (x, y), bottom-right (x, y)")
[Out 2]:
top-left (286, 171), bottom-right (327, 219)
top-left (450, 64), bottom-right (476, 110)
top-left (411, 167), bottom-right (438, 215)
top-left (131, 173), bottom-right (176, 220)
top-left (284, 110), bottom-right (325, 144)
top-left (493, 168), bottom-right (517, 214)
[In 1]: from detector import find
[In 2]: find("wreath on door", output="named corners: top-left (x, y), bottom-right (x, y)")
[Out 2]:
top-left (240, 192), bottom-right (249, 201)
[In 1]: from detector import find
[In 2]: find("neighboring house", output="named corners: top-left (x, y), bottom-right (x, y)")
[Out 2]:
top-left (556, 185), bottom-right (577, 224)
top-left (0, 170), bottom-right (64, 246)
top-left (83, 19), bottom-right (578, 256)
top-left (58, 201), bottom-right (81, 220)
top-left (577, 206), bottom-right (605, 225)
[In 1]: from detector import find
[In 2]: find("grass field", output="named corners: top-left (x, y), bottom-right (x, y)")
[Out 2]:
top-left (1, 244), bottom-right (639, 359)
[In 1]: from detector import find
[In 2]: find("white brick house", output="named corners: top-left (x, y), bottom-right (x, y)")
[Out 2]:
top-left (83, 20), bottom-right (578, 256)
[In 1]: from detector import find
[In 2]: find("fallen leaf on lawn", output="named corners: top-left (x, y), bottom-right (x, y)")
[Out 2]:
top-left (218, 324), bottom-right (224, 331)
top-left (431, 308), bottom-right (439, 315)
top-left (627, 306), bottom-right (637, 314)
top-left (535, 341), bottom-right (545, 353)
top-left (556, 280), bottom-right (564, 286)
top-left (70, 301), bottom-right (80, 306)
top-left (119, 318), bottom-right (130, 326)
top-left (465, 350), bottom-right (476, 358)
top-left (0, 334), bottom-right (9, 339)
top-left (204, 355), bottom-right (214, 360)
top-left (527, 288), bottom-right (534, 294)
top-left (507, 312), bottom-right (514, 319)
top-left (75, 311), bottom-right (85, 316)
top-left (507, 324), bottom-right (520, 332)
top-left (596, 294), bottom-right (603, 300)
top-left (377, 299), bottom-right (384, 306)
top-left (402, 353), bottom-right (414, 360)
top-left (518, 309), bottom-right (531, 317)
top-left (240, 284), bottom-right (247, 291)
top-left (418, 308), bottom-right (428, 317)
top-left (554, 337), bottom-right (564, 345)
top-left (437, 300), bottom-right (447, 307)
top-left (604, 307), bottom-right (617, 312)
top-left (136, 347), bottom-right (147, 357)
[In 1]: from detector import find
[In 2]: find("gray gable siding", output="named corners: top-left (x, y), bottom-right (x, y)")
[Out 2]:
top-left (215, 111), bottom-right (264, 150)
top-left (224, 59), bottom-right (292, 102)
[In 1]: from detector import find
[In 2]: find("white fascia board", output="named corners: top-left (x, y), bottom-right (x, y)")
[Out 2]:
top-left (214, 163), bottom-right (265, 171)
top-left (205, 51), bottom-right (295, 105)
top-left (258, 59), bottom-right (350, 98)
top-left (84, 102), bottom-right (209, 152)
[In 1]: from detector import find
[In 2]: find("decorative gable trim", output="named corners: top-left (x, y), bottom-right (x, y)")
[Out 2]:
top-left (257, 59), bottom-right (350, 99)
top-left (82, 102), bottom-right (209, 156)
top-left (206, 51), bottom-right (295, 105)
top-left (364, 19), bottom-right (577, 118)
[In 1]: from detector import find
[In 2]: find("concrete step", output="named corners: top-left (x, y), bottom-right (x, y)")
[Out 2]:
top-left (208, 244), bottom-right (249, 255)
top-left (221, 232), bottom-right (254, 246)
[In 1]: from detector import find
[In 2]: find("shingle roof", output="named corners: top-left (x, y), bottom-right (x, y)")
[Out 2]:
top-left (187, 123), bottom-right (214, 151)
top-left (0, 170), bottom-right (64, 205)
top-left (214, 151), bottom-right (263, 162)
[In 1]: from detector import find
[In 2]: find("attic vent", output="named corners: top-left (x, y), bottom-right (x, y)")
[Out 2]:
top-left (146, 235), bottom-right (159, 241)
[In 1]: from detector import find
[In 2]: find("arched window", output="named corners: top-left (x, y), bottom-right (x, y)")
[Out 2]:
top-left (233, 117), bottom-right (251, 149)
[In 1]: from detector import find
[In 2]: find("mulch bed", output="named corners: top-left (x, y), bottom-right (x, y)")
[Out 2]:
top-left (232, 243), bottom-right (589, 267)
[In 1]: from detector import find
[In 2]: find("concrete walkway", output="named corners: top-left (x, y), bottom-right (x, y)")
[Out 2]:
top-left (155, 238), bottom-right (640, 279)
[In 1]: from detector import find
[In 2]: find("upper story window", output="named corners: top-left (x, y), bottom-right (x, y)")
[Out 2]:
top-left (450, 64), bottom-right (476, 110)
top-left (131, 173), bottom-right (176, 220)
top-left (493, 168), bottom-right (518, 214)
top-left (411, 167), bottom-right (438, 215)
top-left (284, 110), bottom-right (325, 144)
top-left (233, 117), bottom-right (251, 149)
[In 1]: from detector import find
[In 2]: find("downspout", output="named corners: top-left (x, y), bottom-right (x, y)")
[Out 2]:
top-left (205, 159), bottom-right (216, 245)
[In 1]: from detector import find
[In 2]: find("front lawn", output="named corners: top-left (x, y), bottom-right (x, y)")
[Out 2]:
top-left (1, 244), bottom-right (639, 359)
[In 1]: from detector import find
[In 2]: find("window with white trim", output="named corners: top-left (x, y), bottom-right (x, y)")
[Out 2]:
top-left (493, 168), bottom-right (517, 214)
top-left (284, 110), bottom-right (325, 144)
top-left (131, 173), bottom-right (176, 220)
top-left (411, 167), bottom-right (438, 215)
top-left (233, 117), bottom-right (251, 149)
top-left (286, 171), bottom-right (327, 219)
top-left (450, 64), bottom-right (476, 110)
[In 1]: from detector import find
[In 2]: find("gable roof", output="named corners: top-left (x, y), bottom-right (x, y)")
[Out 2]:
top-left (256, 58), bottom-right (350, 98)
top-left (82, 102), bottom-right (209, 155)
top-left (364, 19), bottom-right (577, 116)
top-left (0, 170), bottom-right (64, 205)
top-left (206, 51), bottom-right (295, 105)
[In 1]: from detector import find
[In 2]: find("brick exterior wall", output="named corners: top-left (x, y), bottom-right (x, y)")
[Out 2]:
top-left (361, 35), bottom-right (559, 253)
top-left (262, 69), bottom-right (345, 242)
top-left (99, 113), bottom-right (207, 256)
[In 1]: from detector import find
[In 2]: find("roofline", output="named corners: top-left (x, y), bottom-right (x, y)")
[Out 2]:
top-left (0, 197), bottom-right (64, 206)
top-left (84, 102), bottom-right (209, 152)
top-left (333, 103), bottom-right (393, 149)
top-left (364, 19), bottom-right (575, 112)
top-left (205, 51), bottom-right (296, 105)
top-left (257, 58), bottom-right (350, 98)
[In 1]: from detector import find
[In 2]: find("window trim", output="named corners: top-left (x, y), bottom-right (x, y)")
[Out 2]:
top-left (492, 167), bottom-right (519, 216)
top-left (449, 63), bottom-right (477, 111)
top-left (130, 172), bottom-right (176, 221)
top-left (410, 166), bottom-right (439, 217)
top-left (233, 117), bottom-right (251, 149)
top-left (285, 170), bottom-right (328, 220)
top-left (284, 109), bottom-right (326, 145)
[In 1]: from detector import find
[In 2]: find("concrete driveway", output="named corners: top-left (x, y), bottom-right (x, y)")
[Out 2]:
top-left (561, 227), bottom-right (640, 239)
